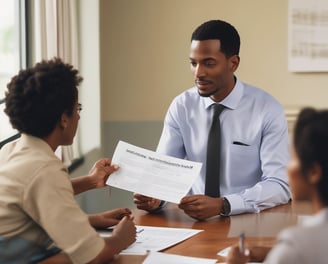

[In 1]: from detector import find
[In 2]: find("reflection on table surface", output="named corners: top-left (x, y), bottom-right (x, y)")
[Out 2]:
top-left (111, 201), bottom-right (312, 264)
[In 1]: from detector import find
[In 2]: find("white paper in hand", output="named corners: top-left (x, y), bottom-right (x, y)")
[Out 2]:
top-left (106, 141), bottom-right (202, 203)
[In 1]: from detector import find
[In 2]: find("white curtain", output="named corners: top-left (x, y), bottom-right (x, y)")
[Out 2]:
top-left (31, 0), bottom-right (81, 167)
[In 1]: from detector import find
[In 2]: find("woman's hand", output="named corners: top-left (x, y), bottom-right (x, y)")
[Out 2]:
top-left (89, 208), bottom-right (132, 229)
top-left (71, 158), bottom-right (119, 195)
top-left (88, 158), bottom-right (119, 188)
top-left (226, 244), bottom-right (250, 264)
top-left (111, 215), bottom-right (136, 249)
top-left (226, 244), bottom-right (271, 264)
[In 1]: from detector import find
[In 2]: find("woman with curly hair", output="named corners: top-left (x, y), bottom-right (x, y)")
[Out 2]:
top-left (0, 58), bottom-right (136, 263)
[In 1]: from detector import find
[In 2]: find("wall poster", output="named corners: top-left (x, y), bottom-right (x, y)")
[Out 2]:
top-left (288, 0), bottom-right (328, 72)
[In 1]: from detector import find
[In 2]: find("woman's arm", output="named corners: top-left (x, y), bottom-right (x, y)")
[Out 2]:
top-left (39, 253), bottom-right (72, 264)
top-left (71, 158), bottom-right (118, 195)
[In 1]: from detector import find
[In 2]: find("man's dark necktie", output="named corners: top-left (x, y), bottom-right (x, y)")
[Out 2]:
top-left (205, 104), bottom-right (225, 198)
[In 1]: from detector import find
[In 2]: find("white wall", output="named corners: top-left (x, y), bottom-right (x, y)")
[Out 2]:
top-left (101, 0), bottom-right (328, 123)
top-left (78, 0), bottom-right (101, 154)
top-left (75, 0), bottom-right (328, 212)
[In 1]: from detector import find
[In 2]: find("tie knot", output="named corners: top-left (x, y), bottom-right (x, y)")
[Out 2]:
top-left (213, 104), bottom-right (225, 118)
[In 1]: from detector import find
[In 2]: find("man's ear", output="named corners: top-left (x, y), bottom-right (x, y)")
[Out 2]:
top-left (60, 113), bottom-right (69, 129)
top-left (308, 162), bottom-right (322, 185)
top-left (229, 55), bottom-right (240, 72)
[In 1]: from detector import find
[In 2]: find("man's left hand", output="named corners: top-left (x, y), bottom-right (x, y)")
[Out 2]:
top-left (178, 195), bottom-right (223, 220)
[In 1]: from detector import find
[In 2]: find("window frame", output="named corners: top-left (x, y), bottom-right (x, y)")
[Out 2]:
top-left (0, 0), bottom-right (28, 149)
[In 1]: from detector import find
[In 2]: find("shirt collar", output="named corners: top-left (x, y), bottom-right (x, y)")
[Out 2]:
top-left (203, 77), bottom-right (244, 110)
top-left (19, 134), bottom-right (56, 157)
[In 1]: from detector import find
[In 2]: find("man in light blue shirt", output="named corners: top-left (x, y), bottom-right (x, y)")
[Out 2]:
top-left (134, 19), bottom-right (291, 220)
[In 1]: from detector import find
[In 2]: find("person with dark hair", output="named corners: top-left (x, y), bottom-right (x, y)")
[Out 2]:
top-left (134, 19), bottom-right (290, 220)
top-left (227, 107), bottom-right (328, 264)
top-left (0, 58), bottom-right (136, 263)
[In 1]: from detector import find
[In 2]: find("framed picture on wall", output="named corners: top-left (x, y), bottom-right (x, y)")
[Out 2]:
top-left (288, 0), bottom-right (328, 72)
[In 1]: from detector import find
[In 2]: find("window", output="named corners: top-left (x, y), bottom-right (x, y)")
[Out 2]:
top-left (0, 0), bottom-right (27, 148)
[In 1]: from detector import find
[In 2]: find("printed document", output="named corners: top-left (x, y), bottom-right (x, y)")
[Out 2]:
top-left (142, 251), bottom-right (217, 264)
top-left (98, 225), bottom-right (203, 255)
top-left (106, 141), bottom-right (202, 203)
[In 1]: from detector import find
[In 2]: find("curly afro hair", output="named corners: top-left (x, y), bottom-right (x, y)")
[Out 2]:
top-left (4, 57), bottom-right (83, 138)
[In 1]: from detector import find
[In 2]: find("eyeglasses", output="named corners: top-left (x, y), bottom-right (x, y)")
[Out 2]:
top-left (77, 103), bottom-right (82, 114)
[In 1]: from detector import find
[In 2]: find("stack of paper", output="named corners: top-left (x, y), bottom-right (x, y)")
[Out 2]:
top-left (142, 252), bottom-right (217, 264)
top-left (99, 225), bottom-right (203, 255)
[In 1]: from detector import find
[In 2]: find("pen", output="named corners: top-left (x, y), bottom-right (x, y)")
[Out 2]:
top-left (239, 232), bottom-right (245, 253)
top-left (137, 228), bottom-right (144, 233)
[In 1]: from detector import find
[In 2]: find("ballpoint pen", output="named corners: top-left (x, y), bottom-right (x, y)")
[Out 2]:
top-left (239, 232), bottom-right (245, 253)
top-left (137, 228), bottom-right (144, 233)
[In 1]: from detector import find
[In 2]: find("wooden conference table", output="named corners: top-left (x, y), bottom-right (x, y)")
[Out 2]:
top-left (111, 201), bottom-right (312, 263)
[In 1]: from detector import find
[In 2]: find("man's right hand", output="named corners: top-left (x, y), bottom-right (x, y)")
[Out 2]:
top-left (133, 193), bottom-right (162, 211)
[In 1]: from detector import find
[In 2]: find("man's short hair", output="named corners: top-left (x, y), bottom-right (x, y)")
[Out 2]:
top-left (191, 20), bottom-right (240, 58)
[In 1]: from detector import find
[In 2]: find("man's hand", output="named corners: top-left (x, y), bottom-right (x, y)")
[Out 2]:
top-left (133, 193), bottom-right (162, 211)
top-left (89, 208), bottom-right (132, 229)
top-left (178, 195), bottom-right (222, 220)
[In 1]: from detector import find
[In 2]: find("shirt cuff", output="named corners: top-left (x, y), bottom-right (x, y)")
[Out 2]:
top-left (149, 200), bottom-right (166, 213)
top-left (223, 194), bottom-right (247, 215)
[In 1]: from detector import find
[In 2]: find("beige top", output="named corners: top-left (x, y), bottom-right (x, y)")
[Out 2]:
top-left (264, 208), bottom-right (328, 264)
top-left (0, 134), bottom-right (104, 263)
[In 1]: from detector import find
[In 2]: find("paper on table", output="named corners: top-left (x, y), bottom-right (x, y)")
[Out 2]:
top-left (142, 251), bottom-right (217, 264)
top-left (217, 247), bottom-right (262, 264)
top-left (217, 246), bottom-right (231, 257)
top-left (99, 225), bottom-right (203, 255)
top-left (122, 225), bottom-right (202, 255)
top-left (106, 141), bottom-right (202, 203)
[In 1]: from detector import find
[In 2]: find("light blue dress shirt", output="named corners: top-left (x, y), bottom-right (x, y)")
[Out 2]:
top-left (157, 78), bottom-right (291, 215)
